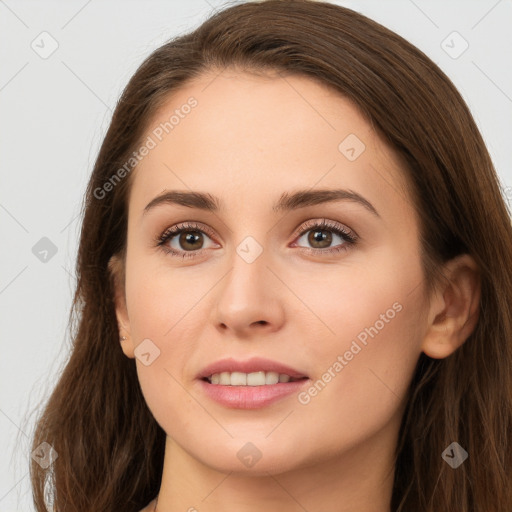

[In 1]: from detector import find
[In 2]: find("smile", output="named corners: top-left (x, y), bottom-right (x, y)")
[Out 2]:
top-left (204, 371), bottom-right (307, 386)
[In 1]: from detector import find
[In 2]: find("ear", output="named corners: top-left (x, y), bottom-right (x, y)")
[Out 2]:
top-left (108, 254), bottom-right (135, 359)
top-left (421, 254), bottom-right (481, 359)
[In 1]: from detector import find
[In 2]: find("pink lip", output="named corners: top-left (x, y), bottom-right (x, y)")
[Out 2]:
top-left (197, 379), bottom-right (310, 409)
top-left (196, 357), bottom-right (308, 380)
top-left (196, 357), bottom-right (310, 409)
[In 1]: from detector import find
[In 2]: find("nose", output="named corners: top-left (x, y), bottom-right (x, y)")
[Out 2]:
top-left (212, 244), bottom-right (285, 338)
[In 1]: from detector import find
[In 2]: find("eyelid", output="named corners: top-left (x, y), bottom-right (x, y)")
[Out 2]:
top-left (158, 221), bottom-right (218, 242)
top-left (292, 218), bottom-right (358, 241)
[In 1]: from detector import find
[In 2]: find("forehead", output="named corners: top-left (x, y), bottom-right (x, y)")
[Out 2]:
top-left (129, 69), bottom-right (413, 223)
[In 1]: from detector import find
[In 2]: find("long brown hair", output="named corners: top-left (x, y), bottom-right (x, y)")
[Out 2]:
top-left (29, 1), bottom-right (512, 510)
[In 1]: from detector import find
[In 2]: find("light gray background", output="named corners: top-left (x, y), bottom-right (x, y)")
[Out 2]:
top-left (1, 0), bottom-right (511, 510)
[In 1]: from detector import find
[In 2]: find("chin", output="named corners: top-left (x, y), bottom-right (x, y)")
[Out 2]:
top-left (191, 438), bottom-right (306, 476)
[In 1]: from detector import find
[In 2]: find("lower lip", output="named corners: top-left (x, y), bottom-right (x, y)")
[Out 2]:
top-left (197, 378), bottom-right (310, 409)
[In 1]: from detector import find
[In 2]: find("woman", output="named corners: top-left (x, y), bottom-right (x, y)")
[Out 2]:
top-left (30, 1), bottom-right (512, 511)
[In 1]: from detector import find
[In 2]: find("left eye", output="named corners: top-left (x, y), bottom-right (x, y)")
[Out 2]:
top-left (292, 219), bottom-right (357, 253)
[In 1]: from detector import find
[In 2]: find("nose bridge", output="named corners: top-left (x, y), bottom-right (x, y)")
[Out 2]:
top-left (212, 231), bottom-right (285, 333)
top-left (223, 233), bottom-right (272, 306)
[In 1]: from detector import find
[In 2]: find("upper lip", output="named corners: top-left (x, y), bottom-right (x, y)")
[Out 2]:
top-left (197, 357), bottom-right (309, 380)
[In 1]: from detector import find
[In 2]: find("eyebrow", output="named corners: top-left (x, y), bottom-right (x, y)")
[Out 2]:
top-left (143, 188), bottom-right (380, 217)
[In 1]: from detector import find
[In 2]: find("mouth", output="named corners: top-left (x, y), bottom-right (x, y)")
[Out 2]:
top-left (197, 357), bottom-right (309, 387)
top-left (202, 371), bottom-right (309, 386)
top-left (197, 366), bottom-right (311, 409)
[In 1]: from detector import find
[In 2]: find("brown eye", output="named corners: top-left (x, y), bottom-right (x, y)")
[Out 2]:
top-left (306, 229), bottom-right (333, 249)
top-left (177, 231), bottom-right (204, 251)
top-left (156, 222), bottom-right (218, 259)
top-left (294, 220), bottom-right (356, 254)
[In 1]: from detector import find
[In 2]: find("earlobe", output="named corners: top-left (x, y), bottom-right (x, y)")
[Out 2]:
top-left (421, 254), bottom-right (481, 359)
top-left (108, 254), bottom-right (135, 359)
top-left (119, 334), bottom-right (136, 359)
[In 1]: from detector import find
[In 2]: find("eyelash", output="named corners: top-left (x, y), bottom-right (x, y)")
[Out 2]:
top-left (155, 219), bottom-right (358, 259)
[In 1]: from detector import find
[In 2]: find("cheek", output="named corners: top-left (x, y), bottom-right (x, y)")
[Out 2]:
top-left (125, 253), bottom-right (207, 340)
top-left (125, 266), bottom-right (203, 430)
top-left (291, 247), bottom-right (425, 424)
top-left (126, 275), bottom-right (171, 339)
top-left (294, 310), bottom-right (420, 458)
top-left (123, 257), bottom-right (216, 421)
top-left (294, 244), bottom-right (424, 350)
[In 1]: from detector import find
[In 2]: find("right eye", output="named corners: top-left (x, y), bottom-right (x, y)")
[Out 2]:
top-left (156, 221), bottom-right (219, 259)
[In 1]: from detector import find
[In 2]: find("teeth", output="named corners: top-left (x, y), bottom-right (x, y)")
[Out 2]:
top-left (207, 371), bottom-right (300, 386)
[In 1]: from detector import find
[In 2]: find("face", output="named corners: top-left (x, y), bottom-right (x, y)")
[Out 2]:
top-left (114, 69), bottom-right (431, 476)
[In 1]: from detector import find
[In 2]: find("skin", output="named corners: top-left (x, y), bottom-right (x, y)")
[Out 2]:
top-left (110, 69), bottom-right (481, 512)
